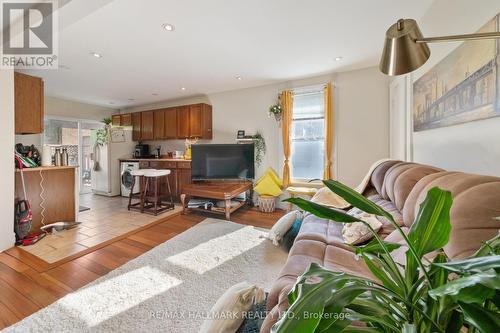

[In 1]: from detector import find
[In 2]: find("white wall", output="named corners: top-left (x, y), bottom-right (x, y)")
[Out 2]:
top-left (410, 0), bottom-right (500, 175)
top-left (45, 96), bottom-right (118, 121)
top-left (0, 69), bottom-right (16, 251)
top-left (335, 67), bottom-right (390, 186)
top-left (124, 67), bottom-right (390, 187)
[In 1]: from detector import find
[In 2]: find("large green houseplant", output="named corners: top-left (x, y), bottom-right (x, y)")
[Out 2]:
top-left (271, 180), bottom-right (500, 333)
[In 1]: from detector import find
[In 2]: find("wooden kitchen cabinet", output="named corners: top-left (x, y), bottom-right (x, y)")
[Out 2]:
top-left (130, 103), bottom-right (212, 141)
top-left (132, 112), bottom-right (142, 141)
top-left (177, 105), bottom-right (191, 139)
top-left (141, 111), bottom-right (154, 140)
top-left (137, 160), bottom-right (191, 202)
top-left (112, 114), bottom-right (132, 127)
top-left (189, 104), bottom-right (203, 137)
top-left (112, 115), bottom-right (121, 126)
top-left (177, 103), bottom-right (212, 139)
top-left (121, 113), bottom-right (132, 126)
top-left (164, 107), bottom-right (177, 139)
top-left (15, 72), bottom-right (44, 134)
top-left (153, 109), bottom-right (165, 139)
top-left (177, 168), bottom-right (192, 197)
top-left (193, 103), bottom-right (212, 139)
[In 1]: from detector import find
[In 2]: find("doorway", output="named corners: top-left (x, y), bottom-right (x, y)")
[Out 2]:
top-left (43, 117), bottom-right (104, 195)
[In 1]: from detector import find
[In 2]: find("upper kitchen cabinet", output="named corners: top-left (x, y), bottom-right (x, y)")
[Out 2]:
top-left (141, 111), bottom-right (154, 140)
top-left (129, 103), bottom-right (212, 141)
top-left (177, 103), bottom-right (212, 139)
top-left (132, 112), bottom-right (142, 141)
top-left (121, 113), bottom-right (132, 126)
top-left (15, 72), bottom-right (44, 134)
top-left (164, 107), bottom-right (177, 139)
top-left (177, 105), bottom-right (191, 139)
top-left (112, 113), bottom-right (132, 127)
top-left (153, 109), bottom-right (165, 140)
top-left (111, 115), bottom-right (121, 126)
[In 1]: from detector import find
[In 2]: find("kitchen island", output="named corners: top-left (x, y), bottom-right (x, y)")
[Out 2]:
top-left (15, 166), bottom-right (78, 233)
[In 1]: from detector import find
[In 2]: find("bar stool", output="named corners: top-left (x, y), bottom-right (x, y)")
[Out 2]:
top-left (142, 169), bottom-right (175, 215)
top-left (127, 169), bottom-right (149, 211)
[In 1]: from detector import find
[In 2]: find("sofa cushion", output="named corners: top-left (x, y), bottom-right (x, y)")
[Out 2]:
top-left (384, 164), bottom-right (443, 210)
top-left (403, 172), bottom-right (500, 259)
top-left (370, 160), bottom-right (402, 195)
top-left (295, 214), bottom-right (351, 250)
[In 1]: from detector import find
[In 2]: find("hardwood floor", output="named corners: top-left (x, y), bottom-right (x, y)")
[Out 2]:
top-left (0, 208), bottom-right (284, 329)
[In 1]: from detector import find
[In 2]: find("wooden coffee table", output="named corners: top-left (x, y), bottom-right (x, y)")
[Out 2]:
top-left (180, 181), bottom-right (253, 220)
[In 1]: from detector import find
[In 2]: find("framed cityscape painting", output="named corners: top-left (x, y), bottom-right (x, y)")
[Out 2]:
top-left (413, 14), bottom-right (500, 132)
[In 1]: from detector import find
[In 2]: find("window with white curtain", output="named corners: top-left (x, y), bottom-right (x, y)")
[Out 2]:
top-left (291, 88), bottom-right (325, 182)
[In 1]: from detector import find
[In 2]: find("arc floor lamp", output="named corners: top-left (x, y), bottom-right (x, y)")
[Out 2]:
top-left (380, 18), bottom-right (500, 76)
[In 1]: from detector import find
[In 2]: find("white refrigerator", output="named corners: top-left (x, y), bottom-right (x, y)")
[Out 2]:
top-left (91, 128), bottom-right (135, 196)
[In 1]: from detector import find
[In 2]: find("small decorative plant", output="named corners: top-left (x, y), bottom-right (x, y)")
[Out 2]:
top-left (269, 104), bottom-right (282, 122)
top-left (252, 132), bottom-right (266, 167)
top-left (270, 180), bottom-right (500, 333)
top-left (94, 118), bottom-right (112, 146)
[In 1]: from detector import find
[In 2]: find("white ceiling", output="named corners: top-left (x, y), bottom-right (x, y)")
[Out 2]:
top-left (23, 0), bottom-right (434, 108)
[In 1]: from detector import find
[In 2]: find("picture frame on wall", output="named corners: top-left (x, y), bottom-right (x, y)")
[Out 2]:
top-left (412, 14), bottom-right (500, 132)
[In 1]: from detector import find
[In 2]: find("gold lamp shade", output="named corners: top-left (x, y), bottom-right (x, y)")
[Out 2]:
top-left (379, 19), bottom-right (431, 76)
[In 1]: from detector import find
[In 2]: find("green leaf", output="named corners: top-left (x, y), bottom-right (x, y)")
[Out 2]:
top-left (322, 180), bottom-right (391, 219)
top-left (429, 269), bottom-right (500, 299)
top-left (340, 327), bottom-right (383, 333)
top-left (433, 255), bottom-right (500, 274)
top-left (452, 285), bottom-right (495, 304)
top-left (444, 310), bottom-right (463, 333)
top-left (271, 264), bottom-right (350, 333)
top-left (473, 233), bottom-right (500, 257)
top-left (284, 197), bottom-right (362, 223)
top-left (354, 238), bottom-right (401, 255)
top-left (362, 255), bottom-right (401, 293)
top-left (320, 318), bottom-right (351, 332)
top-left (315, 283), bottom-right (367, 329)
top-left (408, 187), bottom-right (453, 257)
top-left (459, 301), bottom-right (500, 333)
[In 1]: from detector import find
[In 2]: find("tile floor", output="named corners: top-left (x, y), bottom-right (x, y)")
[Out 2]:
top-left (21, 193), bottom-right (182, 264)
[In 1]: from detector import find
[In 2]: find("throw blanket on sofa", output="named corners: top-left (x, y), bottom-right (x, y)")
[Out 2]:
top-left (312, 159), bottom-right (392, 209)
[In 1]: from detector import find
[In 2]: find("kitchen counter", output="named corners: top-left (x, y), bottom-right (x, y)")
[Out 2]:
top-left (119, 157), bottom-right (191, 162)
top-left (15, 165), bottom-right (77, 232)
top-left (15, 165), bottom-right (79, 172)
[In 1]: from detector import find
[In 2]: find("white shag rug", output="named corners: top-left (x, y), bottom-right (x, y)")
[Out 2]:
top-left (4, 218), bottom-right (287, 333)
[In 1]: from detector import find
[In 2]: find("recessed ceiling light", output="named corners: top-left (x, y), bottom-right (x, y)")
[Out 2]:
top-left (335, 56), bottom-right (343, 61)
top-left (236, 75), bottom-right (242, 80)
top-left (90, 52), bottom-right (102, 58)
top-left (180, 87), bottom-right (186, 91)
top-left (161, 23), bottom-right (175, 31)
top-left (152, 93), bottom-right (159, 96)
top-left (109, 102), bottom-right (115, 105)
top-left (128, 98), bottom-right (135, 101)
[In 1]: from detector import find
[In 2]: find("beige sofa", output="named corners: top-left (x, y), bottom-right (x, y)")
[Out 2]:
top-left (261, 160), bottom-right (500, 332)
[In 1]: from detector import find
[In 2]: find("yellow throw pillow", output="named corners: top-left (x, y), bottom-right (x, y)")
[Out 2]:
top-left (254, 174), bottom-right (283, 196)
top-left (267, 168), bottom-right (283, 188)
top-left (256, 167), bottom-right (283, 188)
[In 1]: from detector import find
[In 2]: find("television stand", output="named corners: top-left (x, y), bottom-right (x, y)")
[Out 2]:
top-left (180, 181), bottom-right (253, 220)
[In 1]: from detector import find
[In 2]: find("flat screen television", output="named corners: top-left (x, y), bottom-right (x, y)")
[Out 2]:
top-left (191, 144), bottom-right (255, 180)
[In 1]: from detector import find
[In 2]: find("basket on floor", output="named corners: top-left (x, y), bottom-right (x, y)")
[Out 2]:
top-left (258, 195), bottom-right (276, 213)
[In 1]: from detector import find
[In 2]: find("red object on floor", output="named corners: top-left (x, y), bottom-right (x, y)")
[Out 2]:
top-left (21, 232), bottom-right (47, 246)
